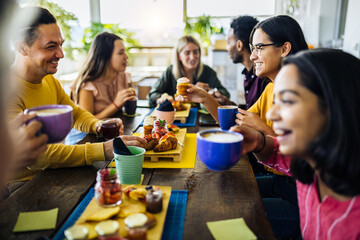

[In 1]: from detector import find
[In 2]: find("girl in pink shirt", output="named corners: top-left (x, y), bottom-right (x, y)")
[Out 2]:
top-left (72, 32), bottom-right (136, 119)
top-left (231, 49), bottom-right (360, 239)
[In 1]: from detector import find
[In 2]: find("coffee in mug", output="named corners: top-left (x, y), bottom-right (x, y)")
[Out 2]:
top-left (217, 105), bottom-right (239, 131)
top-left (201, 132), bottom-right (243, 143)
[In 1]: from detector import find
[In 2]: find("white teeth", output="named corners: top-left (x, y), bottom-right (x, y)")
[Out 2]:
top-left (275, 129), bottom-right (285, 136)
top-left (255, 63), bottom-right (262, 67)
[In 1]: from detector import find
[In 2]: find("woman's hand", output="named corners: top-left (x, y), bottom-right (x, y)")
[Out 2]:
top-left (176, 84), bottom-right (209, 103)
top-left (212, 91), bottom-right (235, 105)
top-left (195, 82), bottom-right (211, 92)
top-left (114, 89), bottom-right (136, 107)
top-left (9, 112), bottom-right (48, 169)
top-left (230, 125), bottom-right (262, 155)
top-left (235, 108), bottom-right (276, 136)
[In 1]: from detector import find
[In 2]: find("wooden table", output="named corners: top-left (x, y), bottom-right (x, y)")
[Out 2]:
top-left (0, 110), bottom-right (275, 240)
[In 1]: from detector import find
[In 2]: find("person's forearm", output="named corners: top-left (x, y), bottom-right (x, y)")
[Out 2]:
top-left (202, 94), bottom-right (220, 122)
top-left (253, 135), bottom-right (275, 163)
top-left (95, 103), bottom-right (119, 120)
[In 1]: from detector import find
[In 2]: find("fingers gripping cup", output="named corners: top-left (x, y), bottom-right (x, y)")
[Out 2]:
top-left (197, 129), bottom-right (243, 171)
top-left (24, 104), bottom-right (73, 143)
top-left (97, 118), bottom-right (121, 140)
top-left (176, 77), bottom-right (190, 97)
top-left (218, 105), bottom-right (239, 131)
top-left (114, 146), bottom-right (145, 185)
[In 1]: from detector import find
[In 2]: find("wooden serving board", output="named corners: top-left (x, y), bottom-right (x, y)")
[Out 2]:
top-left (74, 185), bottom-right (172, 240)
top-left (150, 103), bottom-right (191, 123)
top-left (144, 128), bottom-right (187, 163)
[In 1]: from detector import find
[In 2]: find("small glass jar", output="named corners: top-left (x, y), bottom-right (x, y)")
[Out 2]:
top-left (151, 119), bottom-right (168, 139)
top-left (146, 187), bottom-right (163, 213)
top-left (64, 225), bottom-right (88, 240)
top-left (95, 169), bottom-right (122, 207)
top-left (95, 220), bottom-right (121, 240)
top-left (176, 77), bottom-right (190, 96)
top-left (124, 213), bottom-right (148, 240)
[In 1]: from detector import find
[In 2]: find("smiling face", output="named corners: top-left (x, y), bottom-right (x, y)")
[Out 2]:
top-left (266, 64), bottom-right (327, 157)
top-left (226, 28), bottom-right (242, 64)
top-left (24, 24), bottom-right (64, 80)
top-left (109, 39), bottom-right (128, 73)
top-left (250, 28), bottom-right (283, 81)
top-left (178, 42), bottom-right (200, 72)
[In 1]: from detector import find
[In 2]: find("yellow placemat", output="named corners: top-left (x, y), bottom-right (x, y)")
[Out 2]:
top-left (13, 208), bottom-right (58, 232)
top-left (110, 133), bottom-right (196, 169)
top-left (207, 218), bottom-right (257, 240)
top-left (74, 185), bottom-right (171, 240)
top-left (142, 133), bottom-right (196, 169)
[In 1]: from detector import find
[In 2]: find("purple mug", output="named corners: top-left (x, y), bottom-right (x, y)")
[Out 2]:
top-left (24, 105), bottom-right (73, 143)
top-left (124, 98), bottom-right (137, 115)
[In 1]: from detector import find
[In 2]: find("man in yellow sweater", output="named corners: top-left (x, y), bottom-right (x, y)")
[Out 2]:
top-left (9, 7), bottom-right (146, 181)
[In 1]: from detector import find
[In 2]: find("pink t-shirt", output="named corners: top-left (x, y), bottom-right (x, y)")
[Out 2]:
top-left (264, 137), bottom-right (360, 240)
top-left (81, 72), bottom-right (130, 114)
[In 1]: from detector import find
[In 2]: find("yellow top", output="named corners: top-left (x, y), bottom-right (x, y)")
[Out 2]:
top-left (248, 82), bottom-right (274, 128)
top-left (9, 74), bottom-right (105, 181)
top-left (247, 82), bottom-right (285, 175)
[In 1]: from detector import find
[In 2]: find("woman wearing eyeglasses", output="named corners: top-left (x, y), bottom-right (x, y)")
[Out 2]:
top-left (231, 49), bottom-right (360, 240)
top-left (182, 15), bottom-right (308, 238)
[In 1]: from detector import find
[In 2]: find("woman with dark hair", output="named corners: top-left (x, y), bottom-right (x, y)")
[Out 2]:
top-left (231, 48), bottom-right (360, 239)
top-left (148, 35), bottom-right (230, 107)
top-left (72, 32), bottom-right (136, 119)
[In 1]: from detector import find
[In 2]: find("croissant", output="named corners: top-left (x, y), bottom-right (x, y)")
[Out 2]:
top-left (143, 135), bottom-right (159, 151)
top-left (153, 135), bottom-right (177, 152)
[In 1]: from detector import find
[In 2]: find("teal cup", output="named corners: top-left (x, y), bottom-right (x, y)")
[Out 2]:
top-left (114, 146), bottom-right (145, 184)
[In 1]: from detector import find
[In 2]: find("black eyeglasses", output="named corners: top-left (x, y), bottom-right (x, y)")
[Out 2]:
top-left (249, 43), bottom-right (283, 56)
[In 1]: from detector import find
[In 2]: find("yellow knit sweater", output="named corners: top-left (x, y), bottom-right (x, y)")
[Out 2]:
top-left (9, 74), bottom-right (105, 181)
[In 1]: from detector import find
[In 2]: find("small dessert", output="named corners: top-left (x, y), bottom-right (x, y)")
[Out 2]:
top-left (167, 124), bottom-right (180, 133)
top-left (153, 133), bottom-right (177, 152)
top-left (64, 225), bottom-right (89, 240)
top-left (152, 119), bottom-right (169, 140)
top-left (157, 93), bottom-right (174, 104)
top-left (94, 169), bottom-right (122, 207)
top-left (146, 186), bottom-right (163, 213)
top-left (172, 100), bottom-right (187, 111)
top-left (124, 213), bottom-right (148, 240)
top-left (143, 134), bottom-right (159, 151)
top-left (123, 185), bottom-right (147, 203)
top-left (95, 220), bottom-right (120, 240)
top-left (128, 87), bottom-right (137, 96)
top-left (176, 77), bottom-right (190, 96)
top-left (156, 99), bottom-right (175, 125)
top-left (143, 116), bottom-right (154, 136)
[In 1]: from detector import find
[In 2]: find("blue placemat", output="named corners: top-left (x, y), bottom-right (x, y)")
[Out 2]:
top-left (53, 189), bottom-right (188, 240)
top-left (140, 108), bottom-right (197, 127)
top-left (65, 128), bottom-right (87, 145)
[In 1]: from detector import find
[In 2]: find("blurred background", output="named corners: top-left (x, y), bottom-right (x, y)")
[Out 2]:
top-left (17, 0), bottom-right (360, 104)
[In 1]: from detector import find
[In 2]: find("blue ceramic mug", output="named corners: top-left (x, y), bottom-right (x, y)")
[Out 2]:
top-left (217, 105), bottom-right (239, 130)
top-left (196, 129), bottom-right (243, 171)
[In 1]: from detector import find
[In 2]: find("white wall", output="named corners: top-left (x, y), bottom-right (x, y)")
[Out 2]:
top-left (343, 0), bottom-right (360, 58)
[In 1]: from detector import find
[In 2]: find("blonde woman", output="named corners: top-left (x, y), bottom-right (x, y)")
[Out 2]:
top-left (148, 35), bottom-right (230, 107)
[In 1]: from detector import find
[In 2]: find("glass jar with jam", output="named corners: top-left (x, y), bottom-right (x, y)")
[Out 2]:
top-left (124, 213), bottom-right (148, 240)
top-left (95, 220), bottom-right (122, 240)
top-left (145, 186), bottom-right (163, 213)
top-left (151, 119), bottom-right (168, 139)
top-left (95, 169), bottom-right (122, 207)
